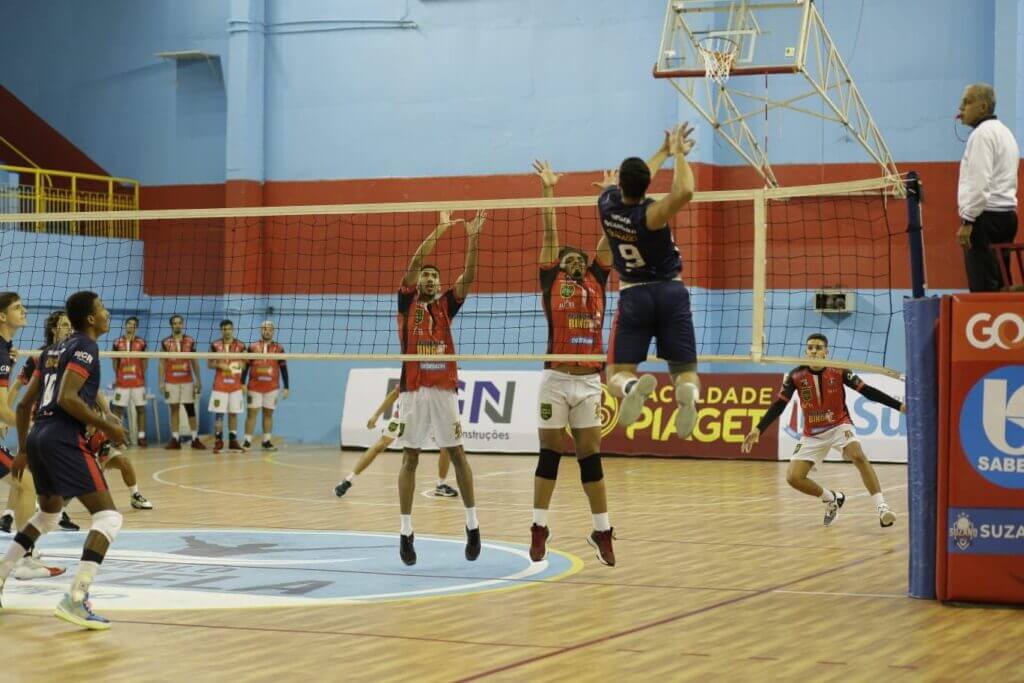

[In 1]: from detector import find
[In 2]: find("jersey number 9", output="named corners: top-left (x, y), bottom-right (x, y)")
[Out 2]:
top-left (618, 244), bottom-right (647, 272)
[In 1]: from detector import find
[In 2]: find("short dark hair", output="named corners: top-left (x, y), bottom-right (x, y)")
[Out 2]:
top-left (220, 319), bottom-right (234, 329)
top-left (126, 316), bottom-right (139, 326)
top-left (169, 314), bottom-right (183, 325)
top-left (0, 292), bottom-right (20, 314)
top-left (43, 310), bottom-right (65, 346)
top-left (557, 246), bottom-right (587, 263)
top-left (807, 333), bottom-right (829, 347)
top-left (619, 157), bottom-right (652, 199)
top-left (66, 291), bottom-right (99, 332)
top-left (420, 264), bottom-right (441, 277)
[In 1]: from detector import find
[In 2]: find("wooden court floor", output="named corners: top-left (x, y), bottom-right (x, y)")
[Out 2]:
top-left (1, 446), bottom-right (1022, 683)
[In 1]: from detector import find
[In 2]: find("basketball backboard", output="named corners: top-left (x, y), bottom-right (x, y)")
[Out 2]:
top-left (655, 0), bottom-right (811, 78)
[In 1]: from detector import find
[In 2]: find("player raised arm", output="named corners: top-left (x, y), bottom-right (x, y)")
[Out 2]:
top-left (595, 234), bottom-right (612, 269)
top-left (534, 160), bottom-right (562, 264)
top-left (402, 211), bottom-right (461, 288)
top-left (367, 386), bottom-right (401, 429)
top-left (646, 123), bottom-right (696, 231)
top-left (454, 210), bottom-right (486, 300)
top-left (645, 129), bottom-right (672, 183)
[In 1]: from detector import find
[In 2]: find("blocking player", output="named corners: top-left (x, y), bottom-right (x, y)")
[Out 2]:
top-left (159, 315), bottom-right (204, 449)
top-left (110, 316), bottom-right (148, 447)
top-left (208, 319), bottom-right (247, 453)
top-left (598, 124), bottom-right (701, 440)
top-left (395, 209), bottom-right (486, 565)
top-left (0, 291), bottom-right (129, 629)
top-left (334, 386), bottom-right (455, 498)
top-left (742, 333), bottom-right (904, 527)
top-left (242, 321), bottom-right (289, 451)
top-left (529, 160), bottom-right (616, 566)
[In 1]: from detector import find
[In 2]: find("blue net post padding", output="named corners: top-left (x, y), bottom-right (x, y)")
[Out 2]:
top-left (905, 296), bottom-right (940, 599)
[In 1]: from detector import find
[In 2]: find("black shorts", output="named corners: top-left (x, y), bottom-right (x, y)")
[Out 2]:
top-left (0, 446), bottom-right (11, 479)
top-left (26, 420), bottom-right (109, 498)
top-left (609, 280), bottom-right (697, 365)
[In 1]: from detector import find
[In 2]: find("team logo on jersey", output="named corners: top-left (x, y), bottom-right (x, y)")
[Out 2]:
top-left (799, 386), bottom-right (812, 402)
top-left (414, 307), bottom-right (425, 325)
top-left (74, 350), bottom-right (94, 365)
top-left (540, 403), bottom-right (552, 420)
top-left (0, 364), bottom-right (9, 376)
top-left (599, 384), bottom-right (620, 438)
top-left (560, 282), bottom-right (575, 299)
top-left (949, 512), bottom-right (978, 550)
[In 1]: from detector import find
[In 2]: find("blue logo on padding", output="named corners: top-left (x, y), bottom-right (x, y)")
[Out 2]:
top-left (5, 530), bottom-right (581, 611)
top-left (948, 508), bottom-right (1024, 555)
top-left (959, 366), bottom-right (1024, 489)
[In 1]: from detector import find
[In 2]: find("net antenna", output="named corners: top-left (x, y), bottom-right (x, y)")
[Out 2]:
top-left (655, 0), bottom-right (902, 194)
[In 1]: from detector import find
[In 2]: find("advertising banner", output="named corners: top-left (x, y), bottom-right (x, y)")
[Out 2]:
top-left (937, 294), bottom-right (1024, 604)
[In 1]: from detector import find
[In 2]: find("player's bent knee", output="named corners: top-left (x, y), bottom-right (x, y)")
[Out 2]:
top-left (29, 510), bottom-right (63, 535)
top-left (578, 453), bottom-right (603, 483)
top-left (90, 509), bottom-right (124, 543)
top-left (535, 448), bottom-right (561, 480)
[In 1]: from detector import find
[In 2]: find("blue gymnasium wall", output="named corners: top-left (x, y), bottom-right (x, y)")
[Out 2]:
top-left (1, 1), bottom-right (1021, 443)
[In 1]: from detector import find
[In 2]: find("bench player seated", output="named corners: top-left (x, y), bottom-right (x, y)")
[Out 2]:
top-left (742, 333), bottom-right (905, 527)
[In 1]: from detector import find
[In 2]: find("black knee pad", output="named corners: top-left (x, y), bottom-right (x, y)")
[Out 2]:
top-left (184, 403), bottom-right (196, 418)
top-left (535, 448), bottom-right (561, 480)
top-left (578, 453), bottom-right (603, 483)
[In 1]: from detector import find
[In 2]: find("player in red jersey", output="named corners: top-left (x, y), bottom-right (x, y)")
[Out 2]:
top-left (159, 315), bottom-right (204, 449)
top-left (243, 321), bottom-right (289, 451)
top-left (394, 209), bottom-right (486, 566)
top-left (110, 316), bottom-right (148, 447)
top-left (528, 160), bottom-right (617, 566)
top-left (208, 320), bottom-right (247, 453)
top-left (742, 333), bottom-right (905, 527)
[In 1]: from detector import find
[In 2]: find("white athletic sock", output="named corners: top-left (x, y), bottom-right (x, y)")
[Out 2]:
top-left (70, 560), bottom-right (100, 604)
top-left (872, 492), bottom-right (885, 507)
top-left (244, 434), bottom-right (253, 443)
top-left (129, 485), bottom-right (139, 496)
top-left (191, 431), bottom-right (199, 440)
top-left (400, 515), bottom-right (413, 536)
top-left (346, 472), bottom-right (356, 482)
top-left (2, 509), bottom-right (12, 518)
top-left (436, 478), bottom-right (446, 487)
top-left (609, 373), bottom-right (636, 398)
top-left (532, 509), bottom-right (548, 527)
top-left (820, 489), bottom-right (836, 503)
top-left (137, 431), bottom-right (145, 439)
top-left (592, 512), bottom-right (611, 532)
top-left (172, 431), bottom-right (180, 441)
top-left (465, 507), bottom-right (479, 530)
top-left (264, 433), bottom-right (272, 442)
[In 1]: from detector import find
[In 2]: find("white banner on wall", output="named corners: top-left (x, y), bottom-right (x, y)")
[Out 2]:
top-left (776, 372), bottom-right (907, 464)
top-left (341, 369), bottom-right (542, 453)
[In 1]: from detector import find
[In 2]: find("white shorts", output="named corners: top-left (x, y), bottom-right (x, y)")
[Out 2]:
top-left (247, 390), bottom-right (279, 410)
top-left (400, 387), bottom-right (463, 450)
top-left (112, 386), bottom-right (146, 408)
top-left (537, 370), bottom-right (603, 430)
top-left (164, 382), bottom-right (195, 404)
top-left (791, 423), bottom-right (860, 466)
top-left (209, 390), bottom-right (245, 415)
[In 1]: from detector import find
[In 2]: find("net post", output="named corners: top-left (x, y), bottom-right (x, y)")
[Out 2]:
top-left (750, 189), bottom-right (767, 362)
top-left (905, 171), bottom-right (927, 298)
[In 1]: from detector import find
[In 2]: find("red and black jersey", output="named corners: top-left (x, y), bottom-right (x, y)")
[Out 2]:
top-left (397, 286), bottom-right (462, 392)
top-left (112, 335), bottom-right (147, 388)
top-left (539, 260), bottom-right (609, 370)
top-left (757, 365), bottom-right (903, 437)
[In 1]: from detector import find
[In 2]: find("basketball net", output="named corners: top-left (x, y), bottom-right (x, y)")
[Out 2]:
top-left (697, 36), bottom-right (739, 84)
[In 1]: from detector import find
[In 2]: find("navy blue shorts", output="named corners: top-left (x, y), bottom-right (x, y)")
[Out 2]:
top-left (26, 420), bottom-right (109, 498)
top-left (609, 280), bottom-right (697, 365)
top-left (0, 446), bottom-right (11, 479)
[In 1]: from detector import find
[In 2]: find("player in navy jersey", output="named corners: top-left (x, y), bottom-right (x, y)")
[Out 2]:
top-left (742, 333), bottom-right (905, 527)
top-left (598, 123), bottom-right (701, 439)
top-left (0, 291), bottom-right (127, 630)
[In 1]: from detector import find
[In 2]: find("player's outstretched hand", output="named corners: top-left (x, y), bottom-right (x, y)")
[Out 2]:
top-left (532, 160), bottom-right (562, 189)
top-left (741, 427), bottom-right (760, 454)
top-left (437, 210), bottom-right (463, 235)
top-left (591, 169), bottom-right (619, 190)
top-left (104, 421), bottom-right (128, 447)
top-left (466, 210), bottom-right (487, 238)
top-left (670, 122), bottom-right (696, 157)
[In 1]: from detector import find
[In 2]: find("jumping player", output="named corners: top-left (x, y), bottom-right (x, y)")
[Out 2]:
top-left (334, 386), bottom-right (456, 498)
top-left (243, 321), bottom-right (289, 451)
top-left (110, 316), bottom-right (148, 447)
top-left (0, 291), bottom-right (128, 629)
top-left (159, 315), bottom-right (204, 449)
top-left (742, 333), bottom-right (904, 527)
top-left (395, 210), bottom-right (486, 565)
top-left (599, 123), bottom-right (701, 440)
top-left (208, 319), bottom-right (246, 453)
top-left (529, 160), bottom-right (616, 566)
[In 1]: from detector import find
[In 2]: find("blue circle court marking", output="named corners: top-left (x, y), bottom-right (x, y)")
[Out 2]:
top-left (3, 529), bottom-right (582, 611)
top-left (959, 365), bottom-right (1024, 489)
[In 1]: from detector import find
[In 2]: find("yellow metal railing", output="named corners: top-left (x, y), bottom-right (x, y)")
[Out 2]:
top-left (0, 164), bottom-right (140, 239)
